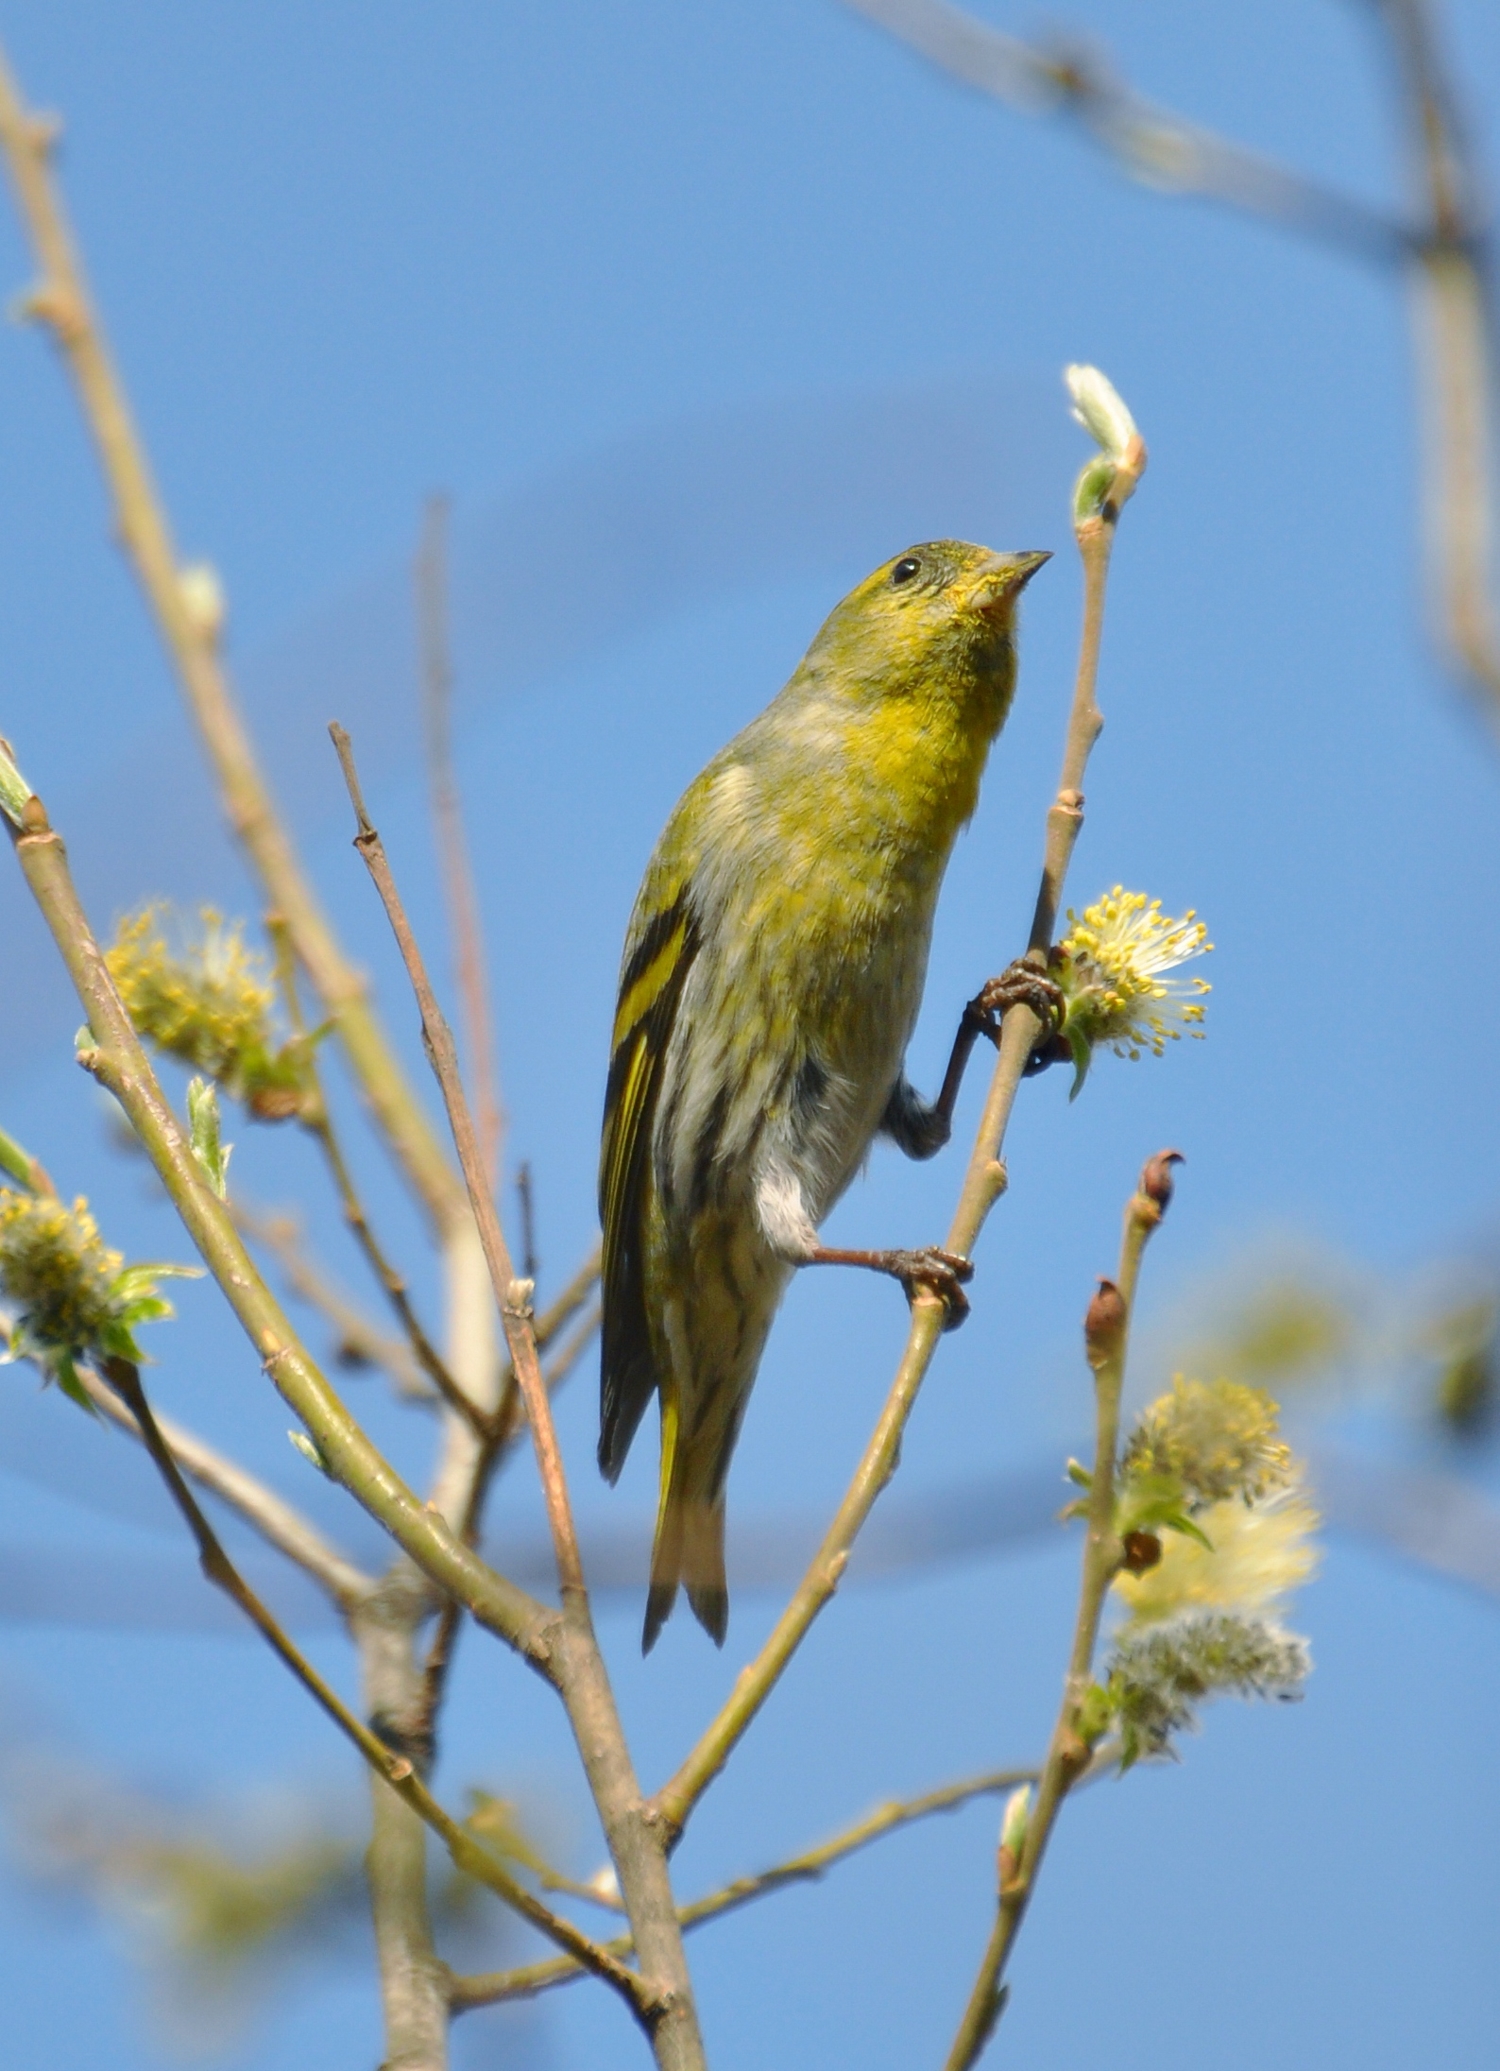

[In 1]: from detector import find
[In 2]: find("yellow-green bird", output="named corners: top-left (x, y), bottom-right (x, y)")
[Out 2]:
top-left (600, 540), bottom-right (1051, 1651)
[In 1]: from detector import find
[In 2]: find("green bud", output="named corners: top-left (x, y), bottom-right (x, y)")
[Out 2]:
top-left (187, 1077), bottom-right (232, 1199)
top-left (0, 734), bottom-right (32, 829)
top-left (288, 1429), bottom-right (334, 1479)
top-left (998, 1783), bottom-right (1031, 1861)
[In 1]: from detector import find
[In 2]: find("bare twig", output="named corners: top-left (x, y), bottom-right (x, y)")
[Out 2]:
top-left (261, 911), bottom-right (473, 1419)
top-left (943, 1154), bottom-right (1177, 2070)
top-left (329, 726), bottom-right (707, 2069)
top-left (517, 1160), bottom-right (538, 1281)
top-left (0, 47), bottom-right (467, 1238)
top-left (330, 723), bottom-right (583, 1594)
top-left (451, 1764), bottom-right (1042, 2011)
top-left (302, 1094), bottom-right (486, 1431)
top-left (419, 493), bottom-right (504, 1195)
top-left (413, 1298), bottom-right (600, 1758)
top-left (95, 1353), bottom-right (650, 2015)
top-left (648, 427), bottom-right (1146, 1848)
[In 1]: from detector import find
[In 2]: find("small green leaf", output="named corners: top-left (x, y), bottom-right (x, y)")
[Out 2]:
top-left (187, 1077), bottom-right (233, 1198)
top-left (1161, 1511), bottom-right (1214, 1551)
top-left (1075, 1681), bottom-right (1114, 1747)
top-left (0, 736), bottom-right (32, 829)
top-left (53, 1353), bottom-right (101, 1416)
top-left (1066, 1026), bottom-right (1093, 1103)
top-left (1065, 1458), bottom-right (1093, 1488)
top-left (288, 1428), bottom-right (334, 1479)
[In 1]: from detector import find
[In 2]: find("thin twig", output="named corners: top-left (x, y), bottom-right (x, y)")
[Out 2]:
top-left (413, 1297), bottom-right (601, 1752)
top-left (261, 909), bottom-right (482, 1427)
top-left (517, 1160), bottom-right (538, 1282)
top-left (648, 433), bottom-right (1146, 1849)
top-left (329, 723), bottom-right (584, 1599)
top-left (74, 1360), bottom-right (374, 1609)
top-left (418, 493), bottom-right (504, 1194)
top-left (233, 1199), bottom-right (433, 1402)
top-left (328, 727), bottom-right (708, 2067)
top-left (303, 1096), bottom-right (486, 1430)
top-left (0, 47), bottom-right (467, 1238)
top-left (95, 1353), bottom-right (651, 2016)
top-left (942, 1154), bottom-right (1176, 2070)
top-left (451, 1764), bottom-right (1041, 2011)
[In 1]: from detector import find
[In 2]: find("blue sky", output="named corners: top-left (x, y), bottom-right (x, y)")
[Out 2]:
top-left (1, 3), bottom-right (1498, 2066)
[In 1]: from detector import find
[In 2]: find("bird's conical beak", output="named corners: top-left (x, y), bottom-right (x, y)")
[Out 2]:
top-left (969, 548), bottom-right (1052, 615)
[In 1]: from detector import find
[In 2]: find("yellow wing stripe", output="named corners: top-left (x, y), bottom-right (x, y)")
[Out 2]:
top-left (612, 917), bottom-right (689, 1054)
top-left (600, 1028), bottom-right (655, 1246)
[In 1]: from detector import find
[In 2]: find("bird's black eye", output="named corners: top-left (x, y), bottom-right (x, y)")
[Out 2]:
top-left (890, 556), bottom-right (921, 586)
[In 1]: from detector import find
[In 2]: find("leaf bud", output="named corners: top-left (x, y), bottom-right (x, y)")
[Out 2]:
top-left (1085, 1277), bottom-right (1126, 1371)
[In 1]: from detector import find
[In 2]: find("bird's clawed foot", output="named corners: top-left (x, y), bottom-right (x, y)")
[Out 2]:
top-left (964, 959), bottom-right (1068, 1076)
top-left (886, 1245), bottom-right (975, 1331)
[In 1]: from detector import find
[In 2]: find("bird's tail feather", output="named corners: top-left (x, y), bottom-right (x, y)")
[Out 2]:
top-left (642, 1397), bottom-right (729, 1651)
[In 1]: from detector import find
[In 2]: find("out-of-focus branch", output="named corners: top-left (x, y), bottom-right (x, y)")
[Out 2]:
top-left (1375, 0), bottom-right (1500, 734)
top-left (95, 1355), bottom-right (649, 2015)
top-left (0, 46), bottom-right (466, 1238)
top-left (419, 494), bottom-right (504, 1196)
top-left (944, 1153), bottom-right (1176, 2070)
top-left (452, 1763), bottom-right (1042, 2011)
top-left (75, 1361), bottom-right (374, 1609)
top-left (842, 0), bottom-right (1407, 263)
top-left (649, 408), bottom-right (1146, 1850)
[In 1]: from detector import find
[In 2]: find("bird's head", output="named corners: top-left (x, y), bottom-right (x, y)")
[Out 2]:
top-left (804, 541), bottom-right (1051, 715)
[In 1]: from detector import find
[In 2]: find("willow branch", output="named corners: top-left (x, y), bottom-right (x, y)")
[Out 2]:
top-left (648, 435), bottom-right (1146, 1848)
top-left (0, 46), bottom-right (465, 1237)
top-left (419, 493), bottom-right (503, 1193)
top-left (451, 1763), bottom-right (1040, 2012)
top-left (9, 794), bottom-right (555, 1668)
top-left (943, 1154), bottom-right (1176, 2071)
top-left (842, 0), bottom-right (1407, 264)
top-left (74, 1361), bottom-right (374, 1610)
top-left (95, 1354), bottom-right (649, 2015)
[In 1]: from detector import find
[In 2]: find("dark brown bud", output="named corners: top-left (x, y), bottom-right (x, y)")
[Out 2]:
top-left (1121, 1529), bottom-right (1162, 1573)
top-left (1140, 1149), bottom-right (1184, 1213)
top-left (19, 793), bottom-right (49, 835)
top-left (1085, 1277), bottom-right (1126, 1370)
top-left (248, 1084), bottom-right (307, 1122)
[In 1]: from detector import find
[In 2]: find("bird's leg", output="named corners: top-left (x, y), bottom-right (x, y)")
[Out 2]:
top-left (757, 1166), bottom-right (974, 1328)
top-left (802, 1243), bottom-right (975, 1330)
top-left (936, 958), bottom-right (1068, 1114)
top-left (880, 961), bottom-right (1069, 1163)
